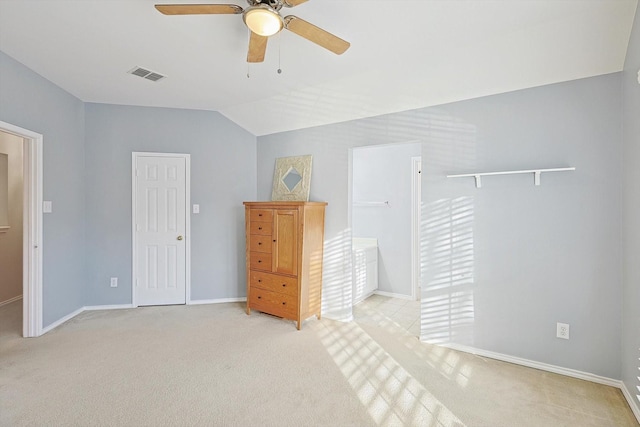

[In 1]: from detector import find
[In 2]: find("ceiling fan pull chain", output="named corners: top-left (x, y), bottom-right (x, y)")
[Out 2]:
top-left (247, 28), bottom-right (252, 78)
top-left (277, 31), bottom-right (282, 74)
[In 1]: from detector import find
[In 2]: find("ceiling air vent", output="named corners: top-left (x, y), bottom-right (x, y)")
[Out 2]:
top-left (127, 67), bottom-right (166, 82)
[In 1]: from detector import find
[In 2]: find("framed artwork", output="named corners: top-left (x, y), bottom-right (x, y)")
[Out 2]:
top-left (271, 155), bottom-right (312, 201)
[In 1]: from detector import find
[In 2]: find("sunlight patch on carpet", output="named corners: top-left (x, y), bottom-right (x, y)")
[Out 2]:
top-left (317, 320), bottom-right (466, 426)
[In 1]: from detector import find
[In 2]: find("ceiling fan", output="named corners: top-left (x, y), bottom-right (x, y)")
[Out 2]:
top-left (155, 1), bottom-right (351, 63)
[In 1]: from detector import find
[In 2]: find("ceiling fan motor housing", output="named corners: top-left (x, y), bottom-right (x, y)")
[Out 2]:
top-left (247, 0), bottom-right (284, 11)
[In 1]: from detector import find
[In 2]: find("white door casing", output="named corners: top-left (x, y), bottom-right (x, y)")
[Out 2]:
top-left (411, 156), bottom-right (422, 301)
top-left (0, 121), bottom-right (43, 337)
top-left (132, 153), bottom-right (190, 306)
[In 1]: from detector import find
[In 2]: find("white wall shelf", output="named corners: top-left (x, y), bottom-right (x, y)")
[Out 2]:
top-left (353, 201), bottom-right (390, 207)
top-left (447, 167), bottom-right (575, 188)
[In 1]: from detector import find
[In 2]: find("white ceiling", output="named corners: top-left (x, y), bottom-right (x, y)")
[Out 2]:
top-left (0, 0), bottom-right (637, 136)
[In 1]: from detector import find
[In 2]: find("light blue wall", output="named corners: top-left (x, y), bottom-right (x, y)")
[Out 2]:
top-left (258, 73), bottom-right (623, 378)
top-left (622, 3), bottom-right (640, 415)
top-left (0, 44), bottom-right (631, 383)
top-left (1, 49), bottom-right (257, 327)
top-left (421, 75), bottom-right (622, 379)
top-left (0, 50), bottom-right (86, 327)
top-left (353, 142), bottom-right (421, 297)
top-left (84, 104), bottom-right (256, 304)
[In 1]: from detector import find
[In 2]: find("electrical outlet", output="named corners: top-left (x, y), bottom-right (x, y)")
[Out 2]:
top-left (556, 322), bottom-right (570, 339)
top-left (110, 277), bottom-right (118, 288)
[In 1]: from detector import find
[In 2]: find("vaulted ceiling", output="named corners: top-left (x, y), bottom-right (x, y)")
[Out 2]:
top-left (0, 0), bottom-right (637, 136)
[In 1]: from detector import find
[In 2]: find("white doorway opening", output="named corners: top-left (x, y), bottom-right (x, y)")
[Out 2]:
top-left (0, 121), bottom-right (43, 338)
top-left (350, 142), bottom-right (422, 302)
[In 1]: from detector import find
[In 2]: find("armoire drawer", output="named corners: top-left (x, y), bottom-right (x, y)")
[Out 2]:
top-left (249, 235), bottom-right (272, 253)
top-left (250, 221), bottom-right (272, 236)
top-left (250, 252), bottom-right (272, 271)
top-left (249, 288), bottom-right (298, 319)
top-left (250, 271), bottom-right (297, 297)
top-left (250, 209), bottom-right (273, 223)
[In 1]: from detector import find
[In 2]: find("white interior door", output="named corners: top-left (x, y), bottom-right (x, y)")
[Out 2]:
top-left (134, 154), bottom-right (187, 306)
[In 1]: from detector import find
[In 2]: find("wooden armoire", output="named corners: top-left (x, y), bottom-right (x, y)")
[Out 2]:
top-left (243, 201), bottom-right (327, 330)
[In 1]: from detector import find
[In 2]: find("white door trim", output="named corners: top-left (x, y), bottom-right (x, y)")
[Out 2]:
top-left (0, 121), bottom-right (44, 337)
top-left (131, 152), bottom-right (191, 307)
top-left (411, 156), bottom-right (422, 301)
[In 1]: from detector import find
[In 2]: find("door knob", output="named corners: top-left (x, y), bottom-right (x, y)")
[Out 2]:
top-left (177, 235), bottom-right (184, 241)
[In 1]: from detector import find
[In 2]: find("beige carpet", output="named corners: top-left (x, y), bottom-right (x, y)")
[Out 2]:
top-left (0, 300), bottom-right (637, 427)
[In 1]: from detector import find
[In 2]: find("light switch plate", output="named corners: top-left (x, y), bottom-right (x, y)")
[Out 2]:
top-left (43, 201), bottom-right (52, 213)
top-left (193, 204), bottom-right (200, 214)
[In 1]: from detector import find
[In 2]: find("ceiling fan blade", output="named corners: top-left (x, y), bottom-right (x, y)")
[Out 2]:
top-left (247, 31), bottom-right (268, 63)
top-left (283, 16), bottom-right (350, 55)
top-left (155, 4), bottom-right (243, 15)
top-left (283, 0), bottom-right (308, 7)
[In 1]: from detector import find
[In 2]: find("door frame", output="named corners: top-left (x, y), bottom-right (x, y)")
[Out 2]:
top-left (0, 121), bottom-right (44, 338)
top-left (131, 152), bottom-right (191, 307)
top-left (411, 156), bottom-right (422, 301)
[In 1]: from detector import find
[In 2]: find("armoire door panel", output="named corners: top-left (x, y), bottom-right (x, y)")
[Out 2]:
top-left (273, 210), bottom-right (298, 276)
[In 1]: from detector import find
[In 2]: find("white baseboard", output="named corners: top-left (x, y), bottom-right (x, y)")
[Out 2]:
top-left (374, 290), bottom-right (415, 300)
top-left (40, 300), bottom-right (236, 336)
top-left (0, 294), bottom-right (22, 307)
top-left (84, 304), bottom-right (134, 311)
top-left (41, 307), bottom-right (85, 335)
top-left (438, 341), bottom-right (640, 423)
top-left (434, 342), bottom-right (621, 387)
top-left (353, 290), bottom-right (377, 305)
top-left (188, 297), bottom-right (247, 305)
top-left (621, 381), bottom-right (640, 423)
top-left (323, 313), bottom-right (354, 323)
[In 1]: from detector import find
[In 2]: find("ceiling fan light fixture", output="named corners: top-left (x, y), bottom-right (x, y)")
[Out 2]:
top-left (243, 5), bottom-right (283, 37)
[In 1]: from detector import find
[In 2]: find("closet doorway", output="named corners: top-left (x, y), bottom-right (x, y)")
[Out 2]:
top-left (0, 121), bottom-right (43, 338)
top-left (0, 130), bottom-right (24, 312)
top-left (351, 142), bottom-right (422, 310)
